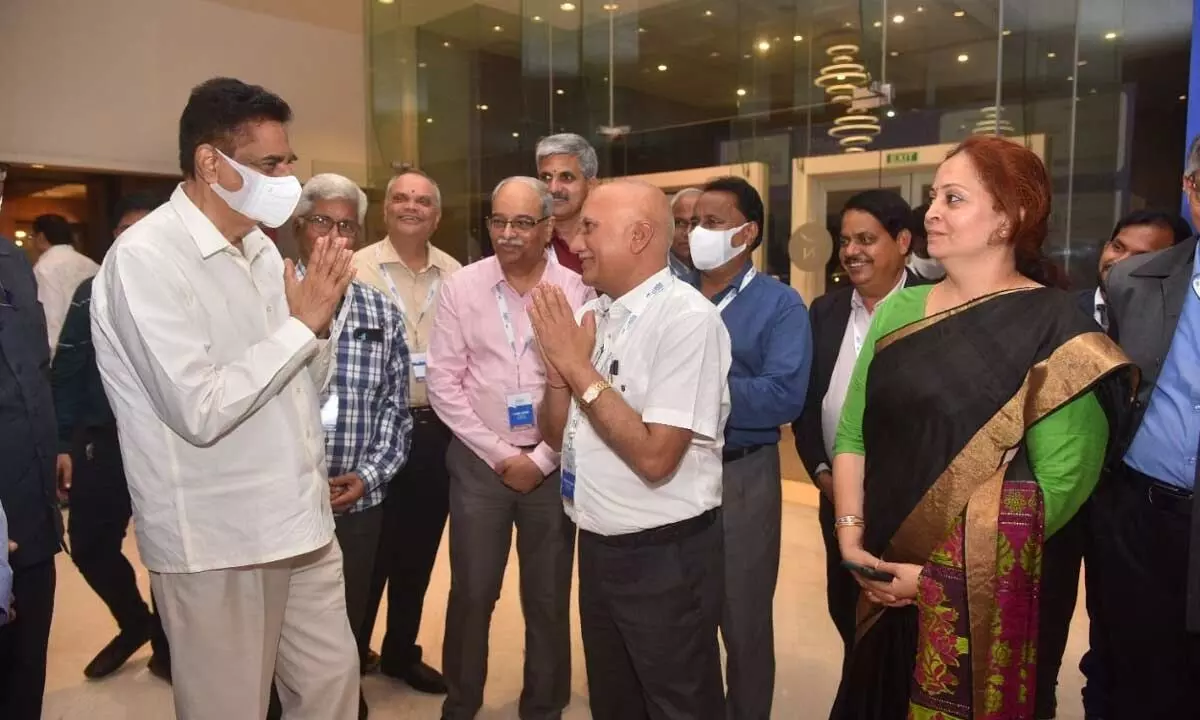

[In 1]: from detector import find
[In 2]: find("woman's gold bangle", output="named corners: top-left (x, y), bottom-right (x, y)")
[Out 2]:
top-left (834, 515), bottom-right (865, 529)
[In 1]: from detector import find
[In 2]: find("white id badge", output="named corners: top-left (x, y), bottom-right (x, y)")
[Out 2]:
top-left (561, 450), bottom-right (577, 502)
top-left (506, 392), bottom-right (535, 430)
top-left (320, 394), bottom-right (339, 431)
top-left (412, 353), bottom-right (428, 382)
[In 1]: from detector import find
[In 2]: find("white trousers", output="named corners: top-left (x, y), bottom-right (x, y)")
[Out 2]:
top-left (151, 540), bottom-right (359, 720)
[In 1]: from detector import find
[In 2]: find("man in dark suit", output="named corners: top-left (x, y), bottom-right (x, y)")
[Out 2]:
top-left (0, 232), bottom-right (67, 719)
top-left (1095, 152), bottom-right (1200, 716)
top-left (1035, 209), bottom-right (1192, 719)
top-left (793, 189), bottom-right (929, 656)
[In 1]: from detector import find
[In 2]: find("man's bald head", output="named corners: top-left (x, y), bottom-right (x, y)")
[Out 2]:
top-left (569, 179), bottom-right (672, 296)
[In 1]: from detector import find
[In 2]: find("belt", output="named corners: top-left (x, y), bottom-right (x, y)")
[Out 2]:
top-left (723, 444), bottom-right (768, 464)
top-left (582, 508), bottom-right (719, 548)
top-left (1120, 463), bottom-right (1193, 517)
top-left (410, 406), bottom-right (440, 424)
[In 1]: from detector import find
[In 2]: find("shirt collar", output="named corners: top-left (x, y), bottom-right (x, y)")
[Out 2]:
top-left (611, 267), bottom-right (673, 316)
top-left (170, 184), bottom-right (272, 263)
top-left (850, 269), bottom-right (907, 311)
top-left (376, 238), bottom-right (453, 273)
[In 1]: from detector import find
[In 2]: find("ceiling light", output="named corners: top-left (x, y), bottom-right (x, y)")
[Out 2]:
top-left (14, 240), bottom-right (23, 248)
top-left (513, 132), bottom-right (520, 137)
top-left (710, 51), bottom-right (720, 57)
top-left (836, 74), bottom-right (846, 80)
top-left (1181, 94), bottom-right (1188, 101)
top-left (953, 10), bottom-right (966, 17)
top-left (442, 41), bottom-right (451, 47)
top-left (704, 10), bottom-right (713, 16)
top-left (886, 109), bottom-right (896, 117)
top-left (657, 64), bottom-right (668, 71)
top-left (793, 35), bottom-right (803, 42)
top-left (917, 5), bottom-right (925, 11)
top-left (736, 88), bottom-right (747, 97)
top-left (14, 230), bottom-right (26, 239)
top-left (378, 0), bottom-right (394, 4)
top-left (1104, 31), bottom-right (1118, 40)
top-left (556, 89), bottom-right (565, 95)
top-left (1067, 75), bottom-right (1074, 81)
top-left (418, 61), bottom-right (427, 68)
top-left (602, 3), bottom-right (619, 10)
top-left (478, 104), bottom-right (489, 110)
top-left (893, 14), bottom-right (905, 24)
top-left (493, 25), bottom-right (503, 32)
top-left (743, 53), bottom-right (752, 59)
top-left (426, 118), bottom-right (434, 123)
top-left (957, 53), bottom-right (969, 62)
top-left (560, 2), bottom-right (576, 10)
top-left (638, 26), bottom-right (646, 33)
top-left (843, 22), bottom-right (853, 28)
top-left (1077, 59), bottom-right (1088, 66)
top-left (1002, 29), bottom-right (1011, 36)
top-left (873, 21), bottom-right (882, 28)
top-left (1047, 52), bottom-right (1056, 58)
top-left (532, 15), bottom-right (542, 21)
top-left (757, 40), bottom-right (771, 52)
top-left (890, 50), bottom-right (900, 57)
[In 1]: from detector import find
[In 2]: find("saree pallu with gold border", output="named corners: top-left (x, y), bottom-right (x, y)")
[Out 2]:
top-left (831, 289), bottom-right (1134, 720)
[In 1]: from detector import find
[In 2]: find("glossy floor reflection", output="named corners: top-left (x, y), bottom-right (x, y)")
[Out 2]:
top-left (41, 497), bottom-right (1090, 719)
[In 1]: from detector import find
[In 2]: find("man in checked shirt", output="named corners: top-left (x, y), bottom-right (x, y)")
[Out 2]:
top-left (279, 174), bottom-right (413, 720)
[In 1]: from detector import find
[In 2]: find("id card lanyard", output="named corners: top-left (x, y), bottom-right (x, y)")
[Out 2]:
top-left (714, 267), bottom-right (757, 313)
top-left (494, 284), bottom-right (533, 385)
top-left (376, 246), bottom-right (440, 335)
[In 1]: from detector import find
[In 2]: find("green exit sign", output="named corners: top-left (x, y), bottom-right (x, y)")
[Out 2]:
top-left (886, 151), bottom-right (919, 166)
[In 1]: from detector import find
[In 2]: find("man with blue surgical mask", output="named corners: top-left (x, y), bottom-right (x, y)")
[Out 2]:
top-left (91, 77), bottom-right (360, 720)
top-left (689, 177), bottom-right (812, 720)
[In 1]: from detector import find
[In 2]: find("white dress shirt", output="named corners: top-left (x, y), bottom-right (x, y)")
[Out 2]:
top-left (91, 185), bottom-right (334, 574)
top-left (820, 271), bottom-right (908, 463)
top-left (564, 268), bottom-right (731, 536)
top-left (1093, 287), bottom-right (1108, 331)
top-left (34, 244), bottom-right (99, 356)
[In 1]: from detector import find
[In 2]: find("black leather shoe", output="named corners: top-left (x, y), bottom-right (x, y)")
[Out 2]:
top-left (84, 627), bottom-right (151, 679)
top-left (361, 649), bottom-right (381, 675)
top-left (147, 653), bottom-right (172, 683)
top-left (383, 660), bottom-right (447, 694)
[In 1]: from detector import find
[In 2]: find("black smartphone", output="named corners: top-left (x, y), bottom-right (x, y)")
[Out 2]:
top-left (841, 559), bottom-right (896, 583)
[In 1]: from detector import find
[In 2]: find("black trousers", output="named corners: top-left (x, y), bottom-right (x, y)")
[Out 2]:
top-left (364, 407), bottom-right (452, 670)
top-left (0, 559), bottom-right (55, 720)
top-left (1089, 464), bottom-right (1200, 719)
top-left (1034, 501), bottom-right (1088, 717)
top-left (579, 509), bottom-right (725, 720)
top-left (818, 494), bottom-right (857, 661)
top-left (68, 426), bottom-right (167, 656)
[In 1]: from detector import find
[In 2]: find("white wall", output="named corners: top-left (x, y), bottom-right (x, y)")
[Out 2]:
top-left (0, 0), bottom-right (367, 182)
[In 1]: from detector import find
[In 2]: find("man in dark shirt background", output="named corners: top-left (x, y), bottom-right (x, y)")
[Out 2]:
top-left (51, 193), bottom-right (170, 682)
top-left (0, 163), bottom-right (67, 717)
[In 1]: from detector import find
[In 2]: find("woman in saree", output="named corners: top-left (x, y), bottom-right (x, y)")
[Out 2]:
top-left (829, 134), bottom-right (1135, 719)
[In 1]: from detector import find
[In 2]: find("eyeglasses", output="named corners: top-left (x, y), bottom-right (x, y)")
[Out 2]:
top-left (305, 214), bottom-right (360, 239)
top-left (487, 215), bottom-right (550, 233)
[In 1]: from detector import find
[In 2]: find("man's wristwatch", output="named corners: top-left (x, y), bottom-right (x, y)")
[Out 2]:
top-left (579, 380), bottom-right (612, 409)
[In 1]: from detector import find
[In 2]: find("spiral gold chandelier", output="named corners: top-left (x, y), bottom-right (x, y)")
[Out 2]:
top-left (815, 44), bottom-right (880, 152)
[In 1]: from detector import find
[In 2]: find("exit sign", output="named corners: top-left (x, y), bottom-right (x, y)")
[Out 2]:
top-left (886, 151), bottom-right (919, 166)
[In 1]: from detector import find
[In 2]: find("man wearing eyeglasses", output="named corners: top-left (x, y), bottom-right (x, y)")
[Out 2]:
top-left (669, 187), bottom-right (701, 280)
top-left (279, 173), bottom-right (413, 720)
top-left (427, 176), bottom-right (592, 719)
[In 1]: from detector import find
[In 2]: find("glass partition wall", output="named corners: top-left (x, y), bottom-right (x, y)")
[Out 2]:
top-left (366, 0), bottom-right (1191, 296)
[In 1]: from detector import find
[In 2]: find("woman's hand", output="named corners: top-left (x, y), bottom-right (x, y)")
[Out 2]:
top-left (840, 544), bottom-right (920, 608)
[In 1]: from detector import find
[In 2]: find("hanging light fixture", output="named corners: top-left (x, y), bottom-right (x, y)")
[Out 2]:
top-left (815, 44), bottom-right (880, 152)
top-left (972, 106), bottom-right (1015, 135)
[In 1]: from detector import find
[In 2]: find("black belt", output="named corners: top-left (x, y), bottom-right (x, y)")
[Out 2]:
top-left (1120, 463), bottom-right (1193, 517)
top-left (410, 406), bottom-right (440, 424)
top-left (723, 444), bottom-right (768, 464)
top-left (582, 508), bottom-right (718, 548)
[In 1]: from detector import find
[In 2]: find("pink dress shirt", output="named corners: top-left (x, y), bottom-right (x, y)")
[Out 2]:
top-left (427, 256), bottom-right (594, 475)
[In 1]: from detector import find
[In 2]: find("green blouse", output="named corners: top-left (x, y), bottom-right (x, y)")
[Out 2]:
top-left (833, 286), bottom-right (1108, 537)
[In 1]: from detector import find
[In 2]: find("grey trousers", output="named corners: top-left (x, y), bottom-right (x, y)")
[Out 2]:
top-left (719, 447), bottom-right (782, 720)
top-left (334, 504), bottom-right (385, 662)
top-left (441, 438), bottom-right (575, 720)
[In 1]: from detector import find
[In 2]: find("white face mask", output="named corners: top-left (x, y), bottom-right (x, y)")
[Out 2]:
top-left (907, 253), bottom-right (946, 280)
top-left (209, 150), bottom-right (302, 228)
top-left (688, 222), bottom-right (750, 271)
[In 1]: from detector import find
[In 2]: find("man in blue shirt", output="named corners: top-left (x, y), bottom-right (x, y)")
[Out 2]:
top-left (690, 177), bottom-right (812, 720)
top-left (1098, 144), bottom-right (1200, 717)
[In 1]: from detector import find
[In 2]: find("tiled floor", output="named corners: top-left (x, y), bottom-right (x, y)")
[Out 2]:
top-left (41, 496), bottom-right (1092, 719)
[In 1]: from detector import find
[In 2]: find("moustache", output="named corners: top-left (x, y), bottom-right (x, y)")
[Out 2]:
top-left (493, 237), bottom-right (526, 248)
top-left (843, 255), bottom-right (872, 265)
top-left (551, 193), bottom-right (570, 201)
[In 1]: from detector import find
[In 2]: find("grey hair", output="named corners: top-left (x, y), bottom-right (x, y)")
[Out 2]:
top-left (296, 173), bottom-right (368, 223)
top-left (535, 133), bottom-right (599, 179)
top-left (670, 187), bottom-right (702, 210)
top-left (386, 169), bottom-right (442, 208)
top-left (1187, 135), bottom-right (1200, 177)
top-left (492, 176), bottom-right (554, 218)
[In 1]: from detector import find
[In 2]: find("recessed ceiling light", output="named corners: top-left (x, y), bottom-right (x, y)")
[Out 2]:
top-left (426, 118), bottom-right (434, 123)
top-left (513, 132), bottom-right (520, 137)
top-left (1077, 59), bottom-right (1088, 66)
top-left (14, 230), bottom-right (26, 239)
top-left (556, 89), bottom-right (565, 95)
top-left (478, 104), bottom-right (489, 110)
top-left (31, 164), bottom-right (44, 169)
top-left (843, 21), bottom-right (853, 28)
top-left (532, 15), bottom-right (542, 21)
top-left (560, 2), bottom-right (576, 10)
top-left (957, 53), bottom-right (969, 62)
top-left (757, 40), bottom-right (771, 51)
top-left (443, 41), bottom-right (451, 47)
top-left (792, 35), bottom-right (803, 42)
top-left (886, 109), bottom-right (896, 117)
top-left (917, 5), bottom-right (925, 11)
top-left (657, 64), bottom-right (668, 71)
top-left (1180, 94), bottom-right (1188, 101)
top-left (893, 14), bottom-right (905, 24)
top-left (1002, 29), bottom-right (1011, 36)
top-left (890, 50), bottom-right (900, 57)
top-left (743, 53), bottom-right (751, 59)
top-left (736, 88), bottom-right (747, 97)
top-left (1067, 75), bottom-right (1074, 81)
top-left (873, 21), bottom-right (882, 28)
top-left (710, 51), bottom-right (720, 57)
top-left (704, 10), bottom-right (713, 16)
top-left (1104, 31), bottom-right (1118, 40)
top-left (953, 10), bottom-right (966, 17)
top-left (602, 3), bottom-right (619, 10)
top-left (1047, 52), bottom-right (1056, 58)
top-left (638, 27), bottom-right (646, 33)
top-left (493, 25), bottom-right (503, 32)
top-left (378, 0), bottom-right (394, 4)
top-left (418, 62), bottom-right (427, 68)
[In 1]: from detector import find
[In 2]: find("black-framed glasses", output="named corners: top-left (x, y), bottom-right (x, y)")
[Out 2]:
top-left (305, 214), bottom-right (360, 238)
top-left (487, 215), bottom-right (549, 233)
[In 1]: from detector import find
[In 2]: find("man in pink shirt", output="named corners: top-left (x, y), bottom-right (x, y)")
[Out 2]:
top-left (428, 176), bottom-right (593, 719)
